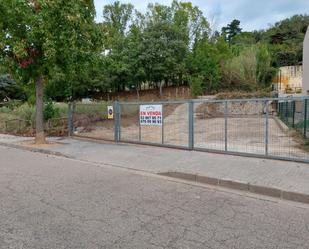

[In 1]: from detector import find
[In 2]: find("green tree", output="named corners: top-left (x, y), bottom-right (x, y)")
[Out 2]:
top-left (100, 1), bottom-right (210, 96)
top-left (187, 37), bottom-right (231, 93)
top-left (0, 0), bottom-right (100, 143)
top-left (103, 1), bottom-right (134, 37)
top-left (0, 74), bottom-right (25, 101)
top-left (141, 14), bottom-right (187, 92)
top-left (261, 14), bottom-right (309, 66)
top-left (101, 1), bottom-right (135, 92)
top-left (189, 75), bottom-right (203, 97)
top-left (221, 19), bottom-right (242, 45)
top-left (171, 0), bottom-right (209, 47)
top-left (221, 44), bottom-right (276, 90)
top-left (256, 43), bottom-right (277, 87)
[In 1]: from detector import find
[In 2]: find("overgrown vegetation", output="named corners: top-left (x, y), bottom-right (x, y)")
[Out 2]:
top-left (1, 1), bottom-right (308, 103)
top-left (0, 1), bottom-right (308, 139)
top-left (0, 101), bottom-right (68, 135)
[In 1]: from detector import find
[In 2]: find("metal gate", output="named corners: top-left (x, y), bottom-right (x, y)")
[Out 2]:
top-left (113, 97), bottom-right (309, 163)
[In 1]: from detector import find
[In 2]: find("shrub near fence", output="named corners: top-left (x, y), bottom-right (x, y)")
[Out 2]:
top-left (0, 101), bottom-right (68, 136)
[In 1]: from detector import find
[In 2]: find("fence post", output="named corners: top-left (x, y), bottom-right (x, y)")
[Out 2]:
top-left (285, 101), bottom-right (288, 122)
top-left (224, 101), bottom-right (228, 152)
top-left (18, 119), bottom-right (21, 133)
top-left (67, 102), bottom-right (74, 137)
top-left (292, 101), bottom-right (296, 128)
top-left (304, 99), bottom-right (308, 139)
top-left (265, 101), bottom-right (269, 156)
top-left (188, 100), bottom-right (194, 150)
top-left (161, 104), bottom-right (164, 144)
top-left (114, 101), bottom-right (120, 142)
top-left (138, 104), bottom-right (141, 142)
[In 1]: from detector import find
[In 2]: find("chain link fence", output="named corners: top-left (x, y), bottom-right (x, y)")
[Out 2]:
top-left (278, 99), bottom-right (308, 138)
top-left (70, 97), bottom-right (309, 163)
top-left (70, 102), bottom-right (115, 141)
top-left (1, 117), bottom-right (68, 136)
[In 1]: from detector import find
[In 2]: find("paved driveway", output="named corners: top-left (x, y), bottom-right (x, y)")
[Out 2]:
top-left (1, 145), bottom-right (309, 249)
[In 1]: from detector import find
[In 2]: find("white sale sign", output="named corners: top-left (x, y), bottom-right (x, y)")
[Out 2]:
top-left (140, 105), bottom-right (162, 126)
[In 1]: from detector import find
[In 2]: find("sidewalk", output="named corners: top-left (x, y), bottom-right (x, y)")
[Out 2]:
top-left (1, 134), bottom-right (309, 203)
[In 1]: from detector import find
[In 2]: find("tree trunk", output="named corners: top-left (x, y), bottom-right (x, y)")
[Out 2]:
top-left (159, 80), bottom-right (164, 98)
top-left (136, 83), bottom-right (140, 100)
top-left (35, 76), bottom-right (46, 144)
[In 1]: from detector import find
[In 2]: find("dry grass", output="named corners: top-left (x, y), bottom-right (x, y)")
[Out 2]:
top-left (215, 91), bottom-right (272, 100)
top-left (17, 140), bottom-right (64, 148)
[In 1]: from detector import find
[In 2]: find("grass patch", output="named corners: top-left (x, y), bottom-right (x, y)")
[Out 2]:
top-left (74, 102), bottom-right (109, 116)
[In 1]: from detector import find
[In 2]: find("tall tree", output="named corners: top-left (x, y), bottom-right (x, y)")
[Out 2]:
top-left (102, 1), bottom-right (135, 92)
top-left (142, 3), bottom-right (188, 93)
top-left (103, 1), bottom-right (134, 37)
top-left (171, 0), bottom-right (209, 47)
top-left (222, 19), bottom-right (242, 45)
top-left (261, 14), bottom-right (309, 66)
top-left (0, 0), bottom-right (100, 143)
top-left (187, 37), bottom-right (231, 93)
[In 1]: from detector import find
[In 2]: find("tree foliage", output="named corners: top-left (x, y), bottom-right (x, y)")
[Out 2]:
top-left (0, 0), bottom-right (101, 143)
top-left (1, 1), bottom-right (307, 106)
top-left (0, 74), bottom-right (25, 101)
top-left (222, 19), bottom-right (242, 45)
top-left (260, 15), bottom-right (309, 66)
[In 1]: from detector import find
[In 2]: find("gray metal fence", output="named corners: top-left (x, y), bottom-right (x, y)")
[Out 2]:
top-left (69, 102), bottom-right (115, 141)
top-left (70, 97), bottom-right (309, 163)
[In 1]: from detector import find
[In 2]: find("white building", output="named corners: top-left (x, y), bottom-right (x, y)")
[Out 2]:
top-left (273, 66), bottom-right (302, 93)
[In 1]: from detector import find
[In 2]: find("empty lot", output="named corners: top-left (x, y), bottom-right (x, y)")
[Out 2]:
top-left (76, 102), bottom-right (308, 160)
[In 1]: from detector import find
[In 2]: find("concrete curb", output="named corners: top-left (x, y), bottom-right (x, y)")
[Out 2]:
top-left (0, 141), bottom-right (71, 159)
top-left (2, 141), bottom-right (309, 205)
top-left (158, 171), bottom-right (309, 205)
top-left (272, 116), bottom-right (289, 133)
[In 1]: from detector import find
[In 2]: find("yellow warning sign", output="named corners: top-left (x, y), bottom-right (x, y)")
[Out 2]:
top-left (107, 106), bottom-right (113, 119)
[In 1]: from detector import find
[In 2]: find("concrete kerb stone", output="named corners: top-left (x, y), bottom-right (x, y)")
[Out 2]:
top-left (160, 172), bottom-right (197, 181)
top-left (282, 191), bottom-right (309, 204)
top-left (196, 175), bottom-right (219, 186)
top-left (219, 178), bottom-right (249, 191)
top-left (158, 171), bottom-right (309, 205)
top-left (249, 184), bottom-right (282, 198)
top-left (0, 141), bottom-right (71, 159)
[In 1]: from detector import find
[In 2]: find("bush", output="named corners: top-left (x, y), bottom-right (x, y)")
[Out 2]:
top-left (190, 76), bottom-right (204, 98)
top-left (54, 102), bottom-right (69, 117)
top-left (0, 75), bottom-right (26, 101)
top-left (44, 100), bottom-right (60, 121)
top-left (13, 103), bottom-right (35, 125)
top-left (0, 106), bottom-right (11, 113)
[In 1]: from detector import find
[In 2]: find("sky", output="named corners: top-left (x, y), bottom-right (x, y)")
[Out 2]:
top-left (94, 0), bottom-right (309, 31)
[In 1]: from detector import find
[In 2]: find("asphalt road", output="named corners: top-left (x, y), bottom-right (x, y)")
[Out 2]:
top-left (0, 145), bottom-right (309, 249)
